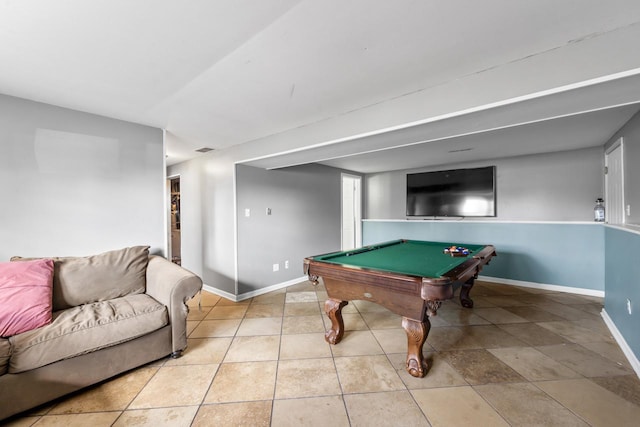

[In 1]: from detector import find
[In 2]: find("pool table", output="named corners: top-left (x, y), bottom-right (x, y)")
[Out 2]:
top-left (303, 239), bottom-right (496, 378)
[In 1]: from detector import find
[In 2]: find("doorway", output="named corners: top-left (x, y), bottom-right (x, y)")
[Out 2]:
top-left (341, 174), bottom-right (362, 250)
top-left (169, 176), bottom-right (181, 265)
top-left (605, 138), bottom-right (625, 225)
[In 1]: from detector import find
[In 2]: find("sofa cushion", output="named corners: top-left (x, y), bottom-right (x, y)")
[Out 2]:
top-left (8, 293), bottom-right (168, 374)
top-left (0, 259), bottom-right (54, 337)
top-left (12, 246), bottom-right (149, 311)
top-left (0, 338), bottom-right (10, 375)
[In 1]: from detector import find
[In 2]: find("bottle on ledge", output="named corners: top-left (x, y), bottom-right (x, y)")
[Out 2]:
top-left (594, 198), bottom-right (605, 222)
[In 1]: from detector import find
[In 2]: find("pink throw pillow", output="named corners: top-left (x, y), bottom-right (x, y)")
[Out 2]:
top-left (0, 259), bottom-right (54, 337)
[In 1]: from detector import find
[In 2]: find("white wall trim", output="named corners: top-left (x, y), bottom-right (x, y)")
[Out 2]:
top-left (601, 309), bottom-right (640, 378)
top-left (363, 219), bottom-right (601, 225)
top-left (203, 276), bottom-right (309, 302)
top-left (479, 276), bottom-right (605, 298)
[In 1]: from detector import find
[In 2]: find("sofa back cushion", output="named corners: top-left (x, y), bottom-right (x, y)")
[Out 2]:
top-left (0, 259), bottom-right (54, 337)
top-left (12, 246), bottom-right (149, 311)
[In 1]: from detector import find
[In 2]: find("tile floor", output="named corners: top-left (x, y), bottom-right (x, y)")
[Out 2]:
top-left (6, 280), bottom-right (640, 426)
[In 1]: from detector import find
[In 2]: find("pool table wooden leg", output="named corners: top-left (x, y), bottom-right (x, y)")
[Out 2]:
top-left (459, 277), bottom-right (475, 308)
top-left (324, 298), bottom-right (348, 345)
top-left (402, 316), bottom-right (430, 378)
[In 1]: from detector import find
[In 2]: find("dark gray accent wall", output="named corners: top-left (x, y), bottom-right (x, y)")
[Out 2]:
top-left (236, 164), bottom-right (350, 294)
top-left (365, 147), bottom-right (603, 221)
top-left (0, 94), bottom-right (165, 260)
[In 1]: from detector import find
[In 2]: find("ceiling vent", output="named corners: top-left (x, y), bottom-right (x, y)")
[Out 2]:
top-left (195, 147), bottom-right (214, 153)
top-left (447, 147), bottom-right (474, 153)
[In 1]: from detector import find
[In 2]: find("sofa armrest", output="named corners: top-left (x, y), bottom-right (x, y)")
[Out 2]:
top-left (145, 255), bottom-right (202, 355)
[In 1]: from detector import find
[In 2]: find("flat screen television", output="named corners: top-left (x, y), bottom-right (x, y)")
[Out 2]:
top-left (406, 166), bottom-right (496, 217)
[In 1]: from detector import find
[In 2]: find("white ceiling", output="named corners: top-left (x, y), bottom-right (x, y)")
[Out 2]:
top-left (1, 1), bottom-right (640, 170)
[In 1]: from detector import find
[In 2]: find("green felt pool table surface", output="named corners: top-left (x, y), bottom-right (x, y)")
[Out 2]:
top-left (311, 239), bottom-right (487, 278)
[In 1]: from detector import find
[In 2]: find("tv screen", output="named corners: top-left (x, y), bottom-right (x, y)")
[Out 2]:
top-left (406, 166), bottom-right (496, 217)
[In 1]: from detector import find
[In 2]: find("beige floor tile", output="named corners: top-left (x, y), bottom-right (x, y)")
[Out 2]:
top-left (113, 406), bottom-right (199, 427)
top-left (283, 301), bottom-right (321, 316)
top-left (165, 337), bottom-right (232, 365)
top-left (280, 333), bottom-right (333, 359)
top-left (204, 305), bottom-right (248, 319)
top-left (537, 320), bottom-right (614, 343)
top-left (536, 378), bottom-right (640, 426)
top-left (344, 391), bottom-right (429, 426)
top-left (271, 395), bottom-right (350, 427)
top-left (488, 347), bottom-right (581, 381)
top-left (224, 335), bottom-right (281, 362)
top-left (465, 324), bottom-right (529, 348)
top-left (329, 330), bottom-right (384, 357)
top-left (215, 297), bottom-right (251, 306)
top-left (315, 290), bottom-right (329, 301)
top-left (591, 375), bottom-right (640, 406)
top-left (285, 291), bottom-right (318, 303)
top-left (387, 352), bottom-right (469, 389)
top-left (204, 361), bottom-right (277, 403)
top-left (360, 310), bottom-right (402, 329)
top-left (536, 343), bottom-right (631, 377)
top-left (251, 291), bottom-right (286, 305)
top-left (129, 364), bottom-right (218, 408)
top-left (426, 326), bottom-right (483, 351)
top-left (502, 305), bottom-right (566, 322)
top-left (275, 358), bottom-right (342, 398)
top-left (187, 306), bottom-right (211, 321)
top-left (535, 302), bottom-right (599, 321)
top-left (496, 322), bottom-right (568, 346)
top-left (189, 319), bottom-right (241, 338)
top-left (282, 314), bottom-right (325, 334)
top-left (436, 307), bottom-right (492, 326)
top-left (334, 354), bottom-right (405, 394)
top-left (474, 307), bottom-right (529, 324)
top-left (236, 316), bottom-right (282, 336)
top-left (475, 382), bottom-right (588, 426)
top-left (412, 386), bottom-right (509, 427)
top-left (441, 349), bottom-right (526, 385)
top-left (188, 291), bottom-right (222, 308)
top-left (191, 401), bottom-right (271, 427)
top-left (49, 367), bottom-right (158, 413)
top-left (244, 303), bottom-right (284, 318)
top-left (186, 319), bottom-right (199, 337)
top-left (286, 281), bottom-right (318, 292)
top-left (340, 313), bottom-right (369, 331)
top-left (484, 295), bottom-right (535, 307)
top-left (371, 328), bottom-right (407, 354)
top-left (27, 412), bottom-right (121, 427)
top-left (574, 341), bottom-right (633, 369)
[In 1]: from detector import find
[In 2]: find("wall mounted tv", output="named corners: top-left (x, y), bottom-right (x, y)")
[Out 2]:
top-left (406, 166), bottom-right (496, 217)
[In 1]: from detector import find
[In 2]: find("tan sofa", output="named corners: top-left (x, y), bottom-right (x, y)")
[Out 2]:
top-left (0, 247), bottom-right (202, 421)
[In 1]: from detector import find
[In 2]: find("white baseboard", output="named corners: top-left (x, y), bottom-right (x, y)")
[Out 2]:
top-left (202, 276), bottom-right (308, 302)
top-left (480, 276), bottom-right (605, 298)
top-left (601, 309), bottom-right (640, 378)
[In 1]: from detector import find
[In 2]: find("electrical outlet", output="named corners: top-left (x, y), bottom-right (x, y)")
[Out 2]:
top-left (244, 208), bottom-right (250, 217)
top-left (285, 260), bottom-right (289, 269)
top-left (273, 263), bottom-right (279, 272)
top-left (627, 299), bottom-right (632, 315)
top-left (627, 205), bottom-right (631, 216)
top-left (266, 207), bottom-right (272, 215)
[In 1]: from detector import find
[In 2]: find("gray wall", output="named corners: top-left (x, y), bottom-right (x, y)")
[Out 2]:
top-left (0, 94), bottom-right (165, 260)
top-left (236, 164), bottom-right (349, 295)
top-left (365, 147), bottom-right (603, 221)
top-left (605, 110), bottom-right (640, 225)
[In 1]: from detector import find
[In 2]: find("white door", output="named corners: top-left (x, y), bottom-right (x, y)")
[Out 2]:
top-left (341, 174), bottom-right (362, 250)
top-left (605, 138), bottom-right (624, 225)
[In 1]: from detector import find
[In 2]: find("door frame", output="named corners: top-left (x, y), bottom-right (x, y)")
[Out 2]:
top-left (605, 137), bottom-right (625, 225)
top-left (341, 173), bottom-right (362, 250)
